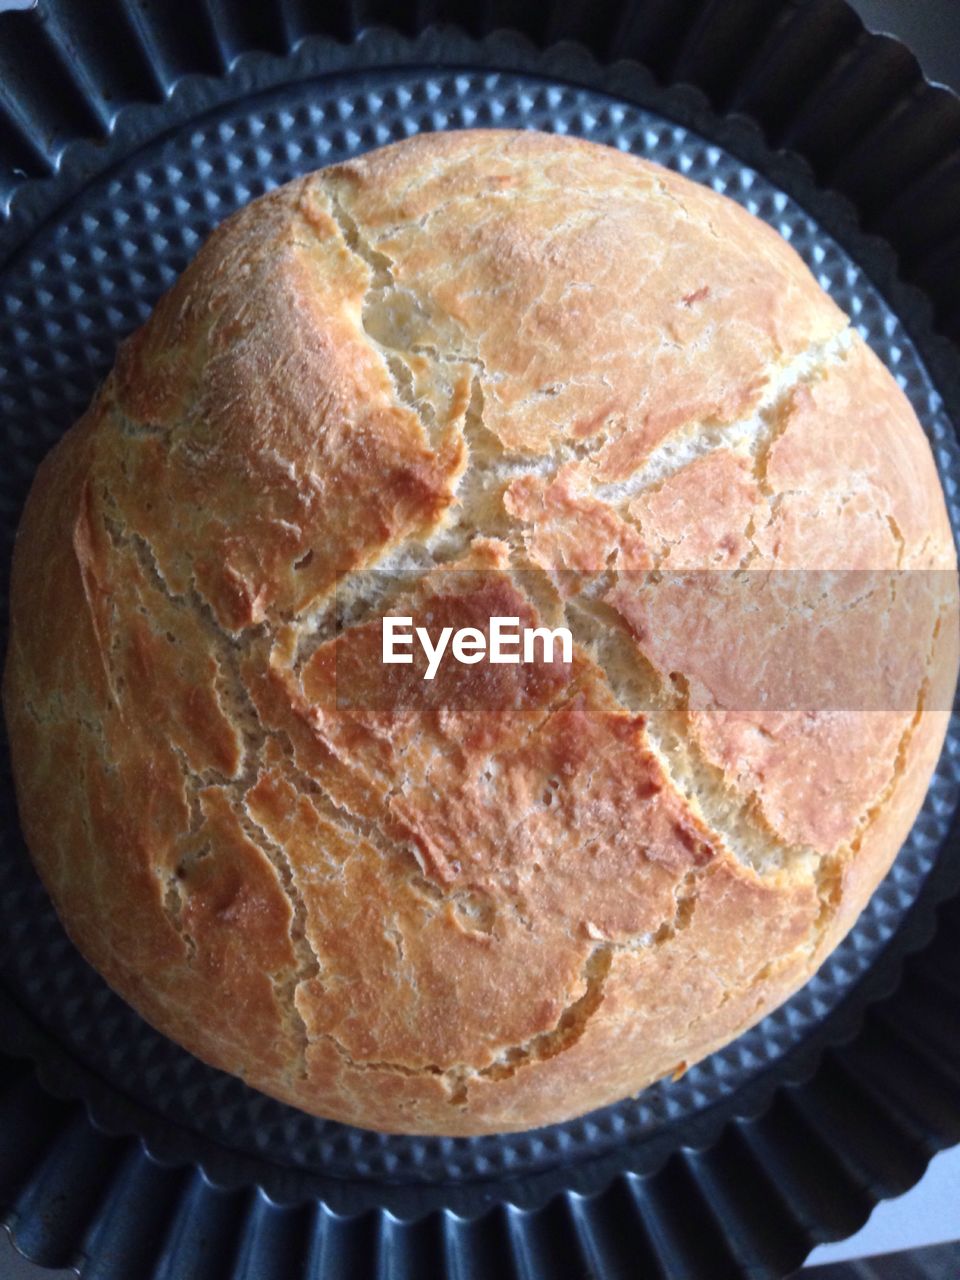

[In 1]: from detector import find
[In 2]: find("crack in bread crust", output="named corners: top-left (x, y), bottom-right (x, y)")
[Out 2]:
top-left (308, 885), bottom-right (709, 1103)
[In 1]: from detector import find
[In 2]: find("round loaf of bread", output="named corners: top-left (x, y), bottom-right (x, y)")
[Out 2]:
top-left (4, 131), bottom-right (958, 1135)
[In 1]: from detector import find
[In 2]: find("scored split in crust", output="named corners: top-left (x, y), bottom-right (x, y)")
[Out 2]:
top-left (4, 130), bottom-right (957, 1135)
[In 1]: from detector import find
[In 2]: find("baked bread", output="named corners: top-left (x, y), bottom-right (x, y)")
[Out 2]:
top-left (4, 130), bottom-right (957, 1136)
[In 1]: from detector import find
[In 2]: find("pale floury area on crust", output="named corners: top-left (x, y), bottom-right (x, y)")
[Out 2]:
top-left (3, 130), bottom-right (957, 1135)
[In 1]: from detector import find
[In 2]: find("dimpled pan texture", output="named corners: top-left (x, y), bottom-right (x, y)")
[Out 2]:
top-left (4, 129), bottom-right (957, 1135)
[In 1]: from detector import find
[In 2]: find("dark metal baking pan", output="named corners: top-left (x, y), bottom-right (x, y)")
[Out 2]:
top-left (2, 3), bottom-right (960, 1278)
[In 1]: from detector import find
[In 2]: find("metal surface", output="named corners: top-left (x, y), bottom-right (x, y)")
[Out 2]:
top-left (1, 4), bottom-right (960, 1278)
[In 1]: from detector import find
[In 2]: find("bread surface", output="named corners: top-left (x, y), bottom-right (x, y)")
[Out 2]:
top-left (4, 130), bottom-right (957, 1135)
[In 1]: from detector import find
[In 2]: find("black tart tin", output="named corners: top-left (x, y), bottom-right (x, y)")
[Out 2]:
top-left (2, 3), bottom-right (960, 1278)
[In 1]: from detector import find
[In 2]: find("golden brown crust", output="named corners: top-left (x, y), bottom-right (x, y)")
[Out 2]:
top-left (4, 130), bottom-right (957, 1134)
